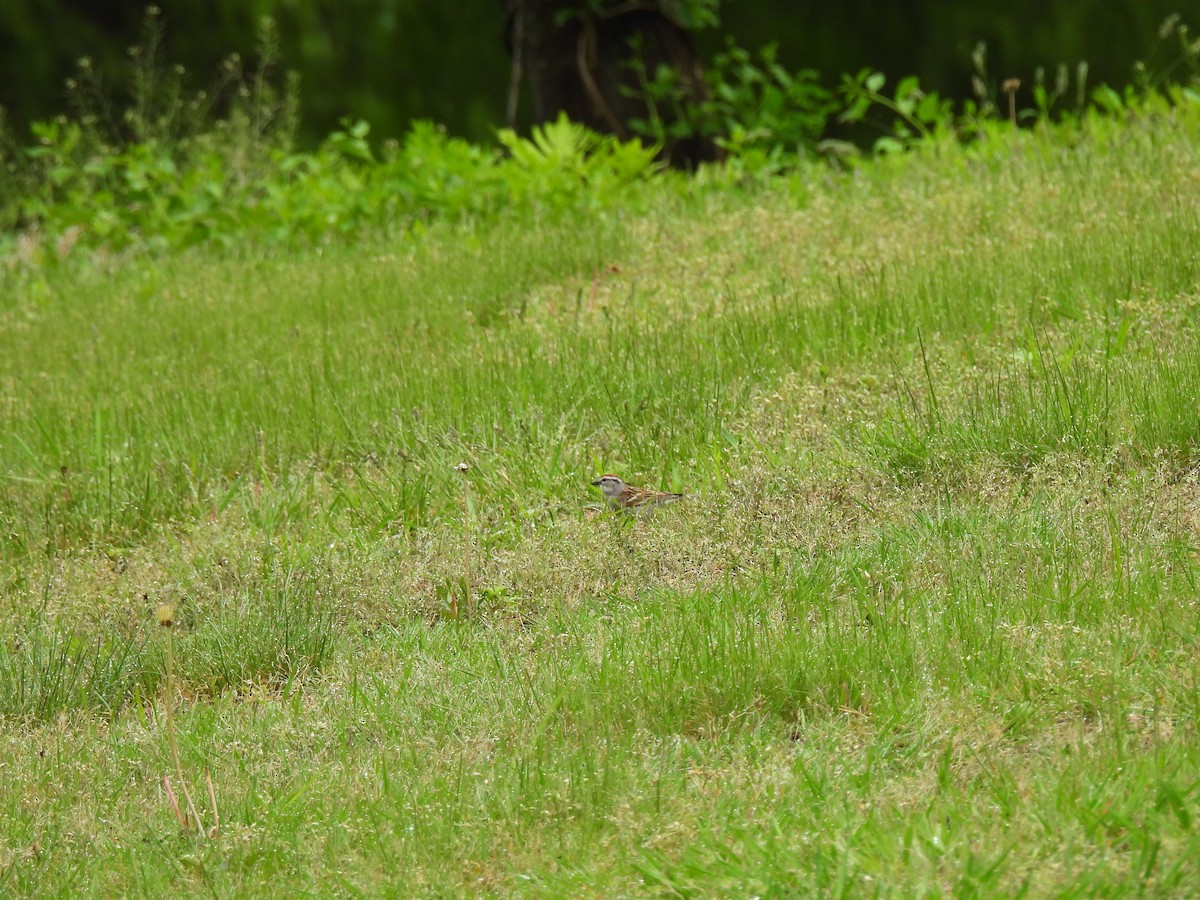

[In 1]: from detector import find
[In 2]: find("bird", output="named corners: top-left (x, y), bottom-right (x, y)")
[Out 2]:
top-left (591, 474), bottom-right (684, 513)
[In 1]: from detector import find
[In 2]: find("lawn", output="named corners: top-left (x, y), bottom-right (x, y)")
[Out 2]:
top-left (2, 107), bottom-right (1200, 895)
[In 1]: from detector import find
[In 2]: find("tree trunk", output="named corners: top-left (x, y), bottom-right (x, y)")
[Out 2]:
top-left (501, 0), bottom-right (721, 168)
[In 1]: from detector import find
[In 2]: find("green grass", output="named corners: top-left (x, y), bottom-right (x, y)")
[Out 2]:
top-left (4, 107), bottom-right (1200, 895)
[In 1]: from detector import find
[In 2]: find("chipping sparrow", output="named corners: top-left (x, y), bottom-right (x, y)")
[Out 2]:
top-left (591, 474), bottom-right (684, 513)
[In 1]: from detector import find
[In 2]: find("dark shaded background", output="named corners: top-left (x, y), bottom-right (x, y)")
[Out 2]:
top-left (0, 1), bottom-right (1189, 146)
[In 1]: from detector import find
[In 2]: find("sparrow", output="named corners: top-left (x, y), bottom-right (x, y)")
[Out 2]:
top-left (591, 474), bottom-right (684, 513)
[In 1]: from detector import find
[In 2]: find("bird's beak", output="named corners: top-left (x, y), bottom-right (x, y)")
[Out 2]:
top-left (591, 479), bottom-right (602, 486)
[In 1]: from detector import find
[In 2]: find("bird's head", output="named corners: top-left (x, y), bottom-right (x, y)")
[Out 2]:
top-left (591, 474), bottom-right (626, 499)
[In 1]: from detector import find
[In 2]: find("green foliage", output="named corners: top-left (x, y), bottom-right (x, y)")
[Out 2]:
top-left (3, 11), bottom-right (1200, 264)
top-left (621, 13), bottom-right (1200, 166)
top-left (838, 15), bottom-right (1200, 155)
top-left (628, 40), bottom-right (836, 165)
top-left (496, 113), bottom-right (660, 206)
top-left (0, 11), bottom-right (663, 262)
top-left (667, 0), bottom-right (722, 31)
top-left (5, 111), bottom-right (659, 261)
top-left (839, 69), bottom-right (956, 153)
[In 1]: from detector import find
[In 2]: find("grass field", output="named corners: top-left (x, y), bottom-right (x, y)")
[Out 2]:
top-left (3, 107), bottom-right (1200, 895)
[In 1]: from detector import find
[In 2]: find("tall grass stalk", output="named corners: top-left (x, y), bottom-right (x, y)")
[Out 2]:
top-left (456, 463), bottom-right (476, 620)
top-left (157, 603), bottom-right (208, 836)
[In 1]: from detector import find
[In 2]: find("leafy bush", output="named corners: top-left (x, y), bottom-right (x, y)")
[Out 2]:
top-left (838, 16), bottom-right (1200, 155)
top-left (5, 111), bottom-right (659, 263)
top-left (2, 12), bottom-right (1198, 264)
top-left (0, 13), bottom-right (660, 264)
top-left (496, 114), bottom-right (660, 207)
top-left (627, 40), bottom-right (837, 166)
